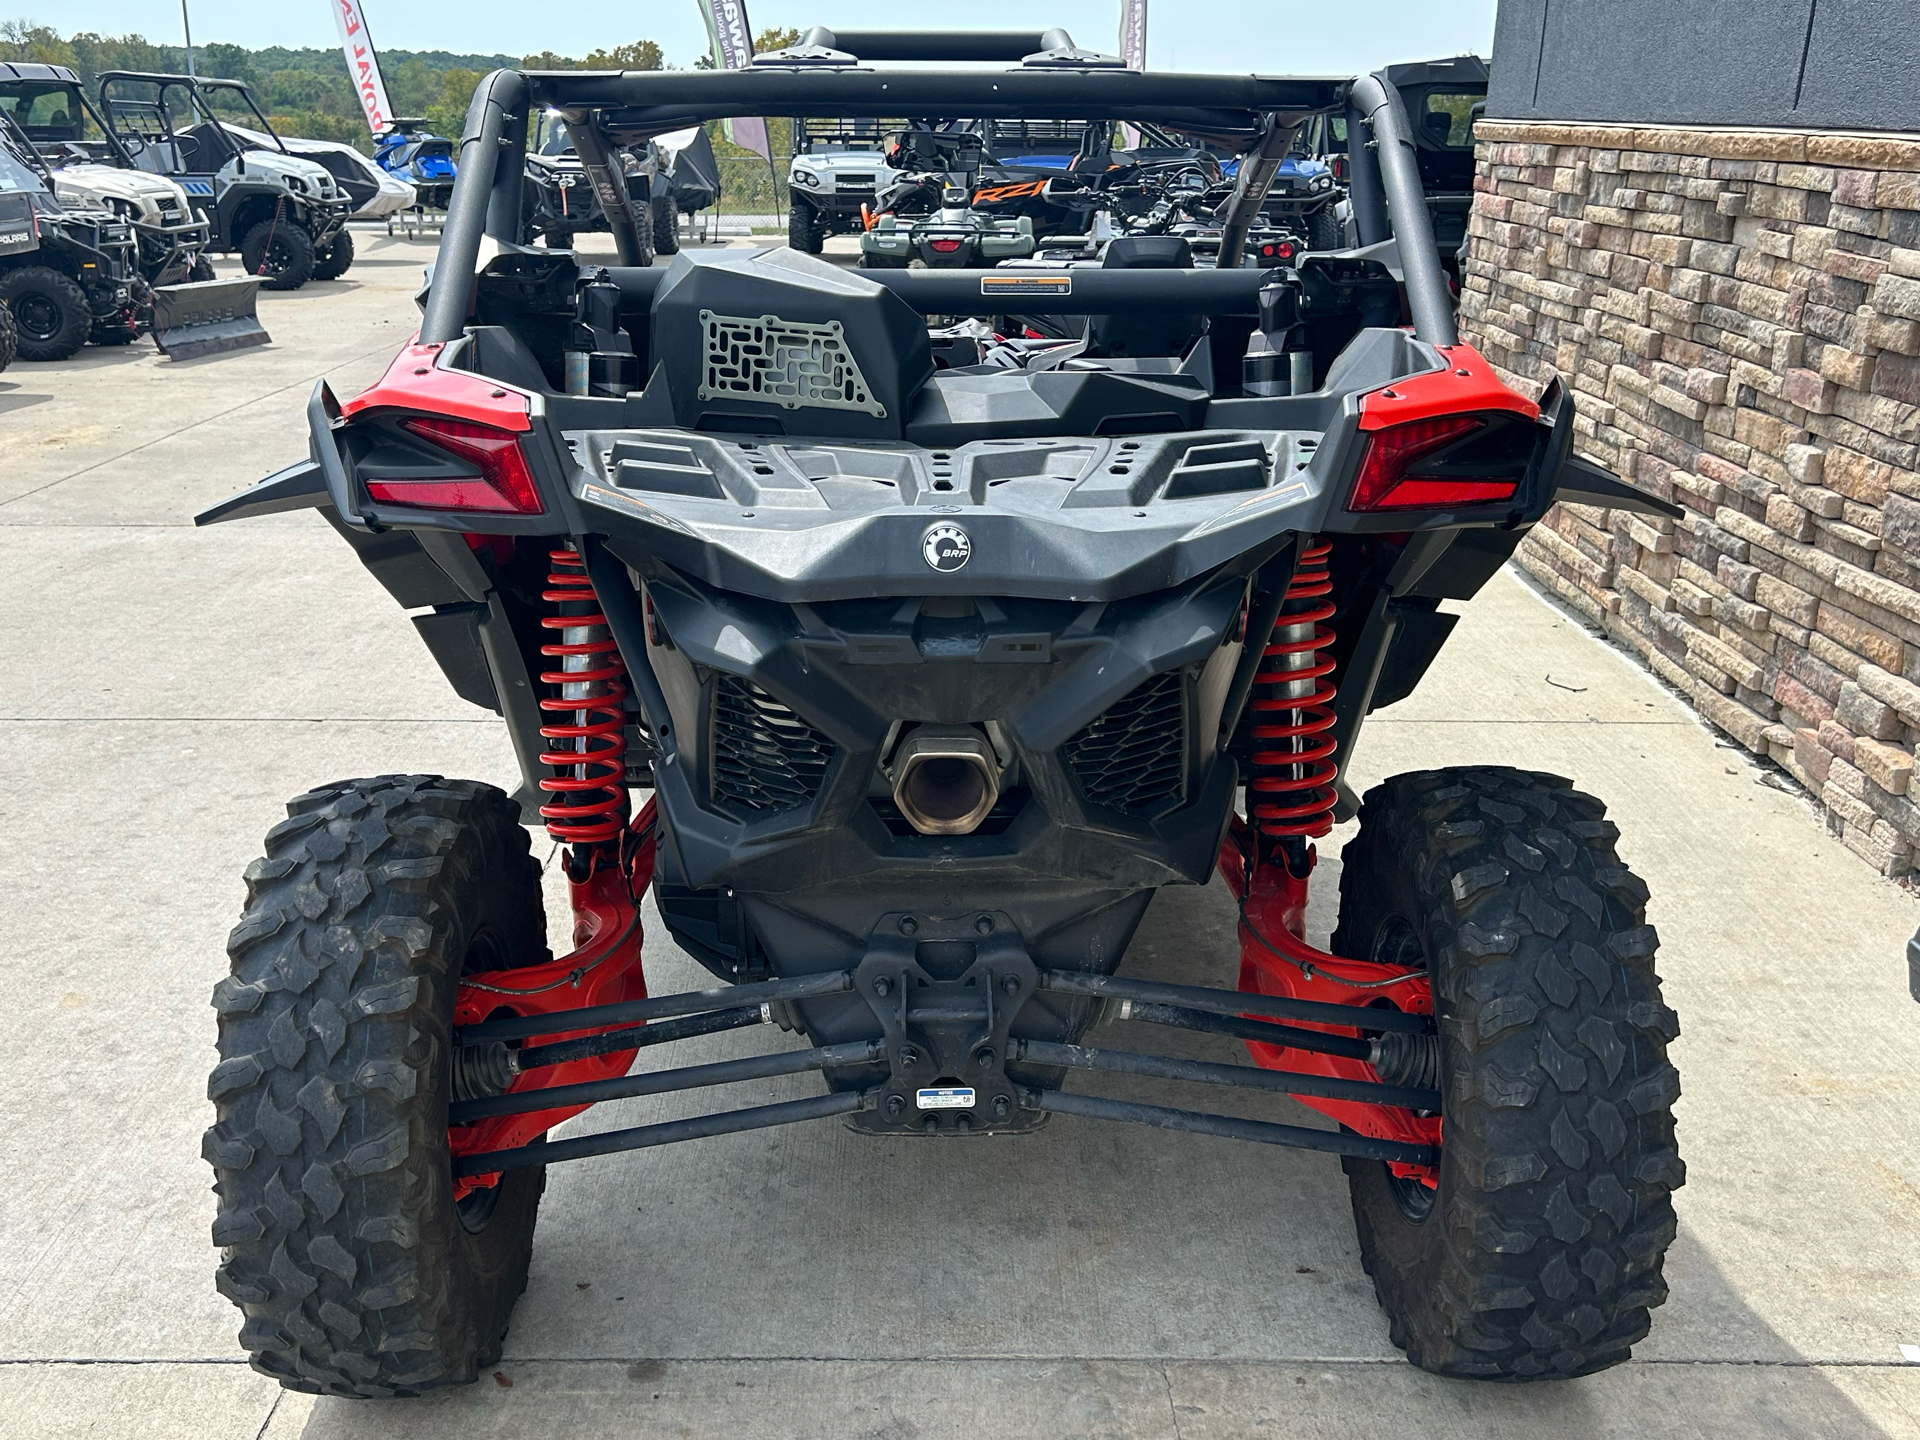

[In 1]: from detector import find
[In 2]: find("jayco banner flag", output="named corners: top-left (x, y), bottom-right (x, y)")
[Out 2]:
top-left (331, 0), bottom-right (395, 136)
top-left (697, 0), bottom-right (772, 162)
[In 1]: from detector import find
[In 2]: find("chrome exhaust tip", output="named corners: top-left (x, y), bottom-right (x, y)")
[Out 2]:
top-left (891, 731), bottom-right (1000, 835)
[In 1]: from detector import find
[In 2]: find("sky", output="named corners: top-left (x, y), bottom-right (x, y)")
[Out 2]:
top-left (21, 0), bottom-right (1498, 74)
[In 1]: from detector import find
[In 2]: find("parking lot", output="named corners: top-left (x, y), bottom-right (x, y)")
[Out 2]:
top-left (0, 228), bottom-right (1915, 1439)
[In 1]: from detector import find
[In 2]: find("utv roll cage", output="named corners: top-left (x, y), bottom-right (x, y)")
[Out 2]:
top-left (419, 47), bottom-right (1456, 347)
top-left (0, 61), bottom-right (142, 169)
top-left (96, 71), bottom-right (295, 167)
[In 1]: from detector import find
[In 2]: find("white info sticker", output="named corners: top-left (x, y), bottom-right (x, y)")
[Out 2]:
top-left (916, 1086), bottom-right (976, 1110)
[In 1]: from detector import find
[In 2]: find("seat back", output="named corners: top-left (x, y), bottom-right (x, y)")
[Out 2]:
top-left (1089, 236), bottom-right (1207, 358)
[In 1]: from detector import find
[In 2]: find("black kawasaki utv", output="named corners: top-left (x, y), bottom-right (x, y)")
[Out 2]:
top-left (0, 109), bottom-right (144, 359)
top-left (199, 35), bottom-right (1686, 1397)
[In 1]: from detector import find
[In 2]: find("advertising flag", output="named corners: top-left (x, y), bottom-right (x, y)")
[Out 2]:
top-left (697, 0), bottom-right (771, 162)
top-left (332, 0), bottom-right (395, 136)
top-left (1118, 0), bottom-right (1148, 71)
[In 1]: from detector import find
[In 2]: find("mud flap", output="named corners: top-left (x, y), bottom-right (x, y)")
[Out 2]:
top-left (150, 277), bottom-right (270, 360)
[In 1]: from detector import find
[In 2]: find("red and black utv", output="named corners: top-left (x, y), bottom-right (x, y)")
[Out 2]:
top-left (198, 32), bottom-right (1686, 1397)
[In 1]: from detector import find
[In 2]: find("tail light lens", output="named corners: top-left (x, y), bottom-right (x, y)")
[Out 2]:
top-left (1258, 239), bottom-right (1296, 263)
top-left (366, 416), bottom-right (545, 514)
top-left (1347, 413), bottom-right (1530, 512)
top-left (928, 238), bottom-right (963, 253)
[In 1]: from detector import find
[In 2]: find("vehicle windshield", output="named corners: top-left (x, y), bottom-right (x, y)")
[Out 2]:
top-left (1419, 90), bottom-right (1480, 148)
top-left (0, 82), bottom-right (106, 148)
top-left (0, 139), bottom-right (47, 193)
top-left (533, 110), bottom-right (580, 158)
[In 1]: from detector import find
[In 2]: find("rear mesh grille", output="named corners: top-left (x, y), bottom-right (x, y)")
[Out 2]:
top-left (711, 677), bottom-right (835, 816)
top-left (1064, 672), bottom-right (1187, 814)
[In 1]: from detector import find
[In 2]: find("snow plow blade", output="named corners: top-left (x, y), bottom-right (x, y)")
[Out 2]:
top-left (150, 277), bottom-right (270, 360)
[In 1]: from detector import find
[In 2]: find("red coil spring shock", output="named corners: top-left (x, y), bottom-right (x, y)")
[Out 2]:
top-left (1248, 539), bottom-right (1339, 840)
top-left (537, 544), bottom-right (629, 845)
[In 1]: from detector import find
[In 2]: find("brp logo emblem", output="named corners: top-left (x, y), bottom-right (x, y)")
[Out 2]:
top-left (922, 523), bottom-right (972, 573)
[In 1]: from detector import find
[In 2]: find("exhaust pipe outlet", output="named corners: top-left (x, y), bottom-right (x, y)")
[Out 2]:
top-left (891, 730), bottom-right (1000, 835)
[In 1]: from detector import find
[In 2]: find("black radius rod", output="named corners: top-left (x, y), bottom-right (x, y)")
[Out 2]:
top-left (512, 1004), bottom-right (766, 1074)
top-left (1036, 969), bottom-right (1432, 1035)
top-left (1118, 1000), bottom-right (1374, 1062)
top-left (1034, 1091), bottom-right (1439, 1167)
top-left (1013, 1039), bottom-right (1440, 1111)
top-left (455, 1091), bottom-right (866, 1178)
top-left (458, 969), bottom-right (855, 1046)
top-left (451, 1039), bottom-right (883, 1125)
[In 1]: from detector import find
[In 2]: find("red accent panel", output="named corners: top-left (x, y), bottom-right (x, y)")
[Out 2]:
top-left (450, 804), bottom-right (655, 1198)
top-left (1218, 820), bottom-right (1441, 1184)
top-left (341, 340), bottom-right (534, 433)
top-left (1356, 340), bottom-right (1537, 432)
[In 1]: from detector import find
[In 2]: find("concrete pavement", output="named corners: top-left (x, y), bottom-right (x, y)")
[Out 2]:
top-left (0, 229), bottom-right (1915, 1439)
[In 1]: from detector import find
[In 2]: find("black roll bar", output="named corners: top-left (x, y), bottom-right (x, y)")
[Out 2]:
top-left (1214, 115), bottom-right (1298, 272)
top-left (1343, 99), bottom-right (1388, 248)
top-left (421, 67), bottom-right (525, 345)
top-left (419, 65), bottom-right (1457, 355)
top-left (1347, 70), bottom-right (1457, 346)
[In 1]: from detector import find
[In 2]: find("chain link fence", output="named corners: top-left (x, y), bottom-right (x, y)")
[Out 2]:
top-left (711, 154), bottom-right (792, 227)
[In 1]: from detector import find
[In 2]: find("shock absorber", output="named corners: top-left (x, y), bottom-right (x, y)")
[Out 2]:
top-left (1247, 539), bottom-right (1339, 865)
top-left (537, 544), bottom-right (629, 847)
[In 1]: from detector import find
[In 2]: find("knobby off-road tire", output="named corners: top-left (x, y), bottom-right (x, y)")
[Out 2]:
top-left (652, 192), bottom-right (681, 255)
top-left (1330, 767), bottom-right (1683, 1380)
top-left (0, 265), bottom-right (91, 360)
top-left (788, 198), bottom-right (824, 254)
top-left (0, 297), bottom-right (16, 372)
top-left (206, 775), bottom-right (552, 1397)
top-left (1307, 204), bottom-right (1344, 253)
top-left (240, 214), bottom-right (315, 290)
top-left (187, 254), bottom-right (217, 283)
top-left (311, 229), bottom-right (355, 282)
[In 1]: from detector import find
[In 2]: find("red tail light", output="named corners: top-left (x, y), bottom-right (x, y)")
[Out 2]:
top-left (928, 238), bottom-right (963, 253)
top-left (1347, 414), bottom-right (1522, 512)
top-left (365, 417), bottom-right (545, 514)
top-left (1258, 240), bottom-right (1296, 262)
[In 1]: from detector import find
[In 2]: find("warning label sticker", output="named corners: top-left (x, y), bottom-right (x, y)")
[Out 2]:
top-left (981, 275), bottom-right (1072, 296)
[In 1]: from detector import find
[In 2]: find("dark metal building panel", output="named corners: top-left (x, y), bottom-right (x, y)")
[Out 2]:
top-left (1488, 0), bottom-right (1920, 134)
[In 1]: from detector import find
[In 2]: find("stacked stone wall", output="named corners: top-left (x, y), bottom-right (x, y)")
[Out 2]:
top-left (1463, 119), bottom-right (1920, 878)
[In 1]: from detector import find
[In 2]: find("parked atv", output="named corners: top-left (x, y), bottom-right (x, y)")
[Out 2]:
top-left (0, 61), bottom-right (212, 286)
top-left (96, 71), bottom-right (353, 288)
top-left (374, 118), bottom-right (456, 210)
top-left (0, 110), bottom-right (143, 358)
top-left (861, 183), bottom-right (1036, 267)
top-left (199, 42), bottom-right (1685, 1399)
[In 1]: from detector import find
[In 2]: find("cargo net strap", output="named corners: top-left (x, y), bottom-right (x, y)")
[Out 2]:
top-left (698, 310), bottom-right (886, 417)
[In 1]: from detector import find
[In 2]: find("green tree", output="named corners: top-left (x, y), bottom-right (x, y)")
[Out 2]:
top-left (0, 20), bottom-right (76, 66)
top-left (197, 41), bottom-right (255, 83)
top-left (523, 40), bottom-right (665, 70)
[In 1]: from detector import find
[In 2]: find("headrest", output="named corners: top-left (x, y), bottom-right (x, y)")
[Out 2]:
top-left (1102, 235), bottom-right (1194, 269)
